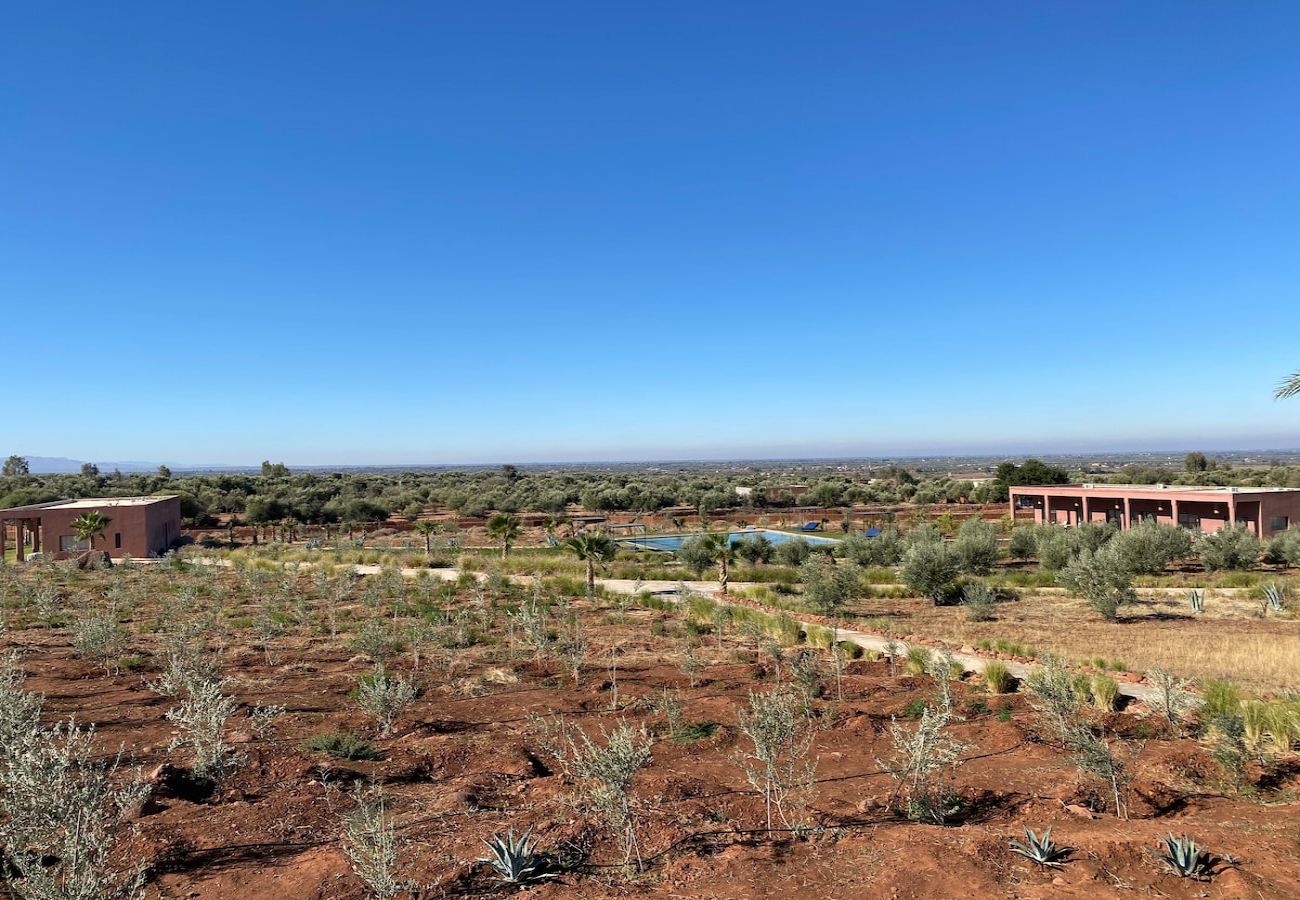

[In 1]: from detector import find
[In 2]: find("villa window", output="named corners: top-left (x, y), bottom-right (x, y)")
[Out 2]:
top-left (1177, 512), bottom-right (1201, 530)
top-left (1271, 516), bottom-right (1289, 532)
top-left (59, 535), bottom-right (89, 552)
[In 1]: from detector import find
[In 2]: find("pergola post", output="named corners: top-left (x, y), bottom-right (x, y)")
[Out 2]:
top-left (15, 520), bottom-right (24, 563)
top-left (1043, 493), bottom-right (1051, 526)
top-left (1171, 498), bottom-right (1180, 530)
top-left (1122, 497), bottom-right (1132, 530)
top-left (1081, 495), bottom-right (1090, 526)
top-left (0, 519), bottom-right (6, 564)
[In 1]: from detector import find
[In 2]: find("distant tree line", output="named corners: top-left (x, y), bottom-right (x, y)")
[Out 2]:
top-left (0, 457), bottom-right (1034, 527)
top-left (6, 452), bottom-right (1297, 529)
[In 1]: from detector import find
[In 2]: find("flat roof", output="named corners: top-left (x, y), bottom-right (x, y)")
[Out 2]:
top-left (0, 495), bottom-right (179, 518)
top-left (45, 495), bottom-right (177, 509)
top-left (1009, 484), bottom-right (1296, 495)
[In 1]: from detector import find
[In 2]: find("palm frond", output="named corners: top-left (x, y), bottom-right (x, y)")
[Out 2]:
top-left (1275, 372), bottom-right (1300, 400)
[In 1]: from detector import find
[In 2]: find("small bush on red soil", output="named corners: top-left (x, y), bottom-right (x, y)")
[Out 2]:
top-left (304, 732), bottom-right (381, 761)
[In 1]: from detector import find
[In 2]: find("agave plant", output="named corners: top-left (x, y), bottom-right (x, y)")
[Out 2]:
top-left (478, 828), bottom-right (554, 885)
top-left (1009, 827), bottom-right (1069, 867)
top-left (1264, 583), bottom-right (1285, 612)
top-left (1188, 589), bottom-right (1204, 614)
top-left (1154, 833), bottom-right (1213, 879)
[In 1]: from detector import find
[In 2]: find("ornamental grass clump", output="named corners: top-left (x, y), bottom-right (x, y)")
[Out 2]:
top-left (981, 660), bottom-right (1013, 694)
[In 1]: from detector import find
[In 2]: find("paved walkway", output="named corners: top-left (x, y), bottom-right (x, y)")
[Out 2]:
top-left (191, 556), bottom-right (1163, 705)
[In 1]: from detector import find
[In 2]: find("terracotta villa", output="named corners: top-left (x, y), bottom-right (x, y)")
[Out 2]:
top-left (1009, 483), bottom-right (1300, 538)
top-left (0, 495), bottom-right (182, 561)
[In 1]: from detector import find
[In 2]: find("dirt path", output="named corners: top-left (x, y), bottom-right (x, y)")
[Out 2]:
top-left (191, 557), bottom-right (1166, 705)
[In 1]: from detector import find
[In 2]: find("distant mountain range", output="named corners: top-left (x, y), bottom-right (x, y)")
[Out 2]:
top-left (16, 448), bottom-right (1300, 475)
top-left (24, 457), bottom-right (181, 474)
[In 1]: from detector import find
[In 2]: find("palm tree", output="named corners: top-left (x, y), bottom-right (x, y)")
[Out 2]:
top-left (69, 510), bottom-right (111, 552)
top-left (486, 513), bottom-right (521, 558)
top-left (1277, 372), bottom-right (1300, 400)
top-left (563, 532), bottom-right (617, 596)
top-left (413, 520), bottom-right (441, 556)
top-left (698, 531), bottom-right (735, 593)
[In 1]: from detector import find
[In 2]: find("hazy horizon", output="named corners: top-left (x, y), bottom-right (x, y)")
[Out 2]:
top-left (15, 439), bottom-right (1300, 473)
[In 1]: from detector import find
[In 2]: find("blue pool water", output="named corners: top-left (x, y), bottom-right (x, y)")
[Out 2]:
top-left (618, 528), bottom-right (838, 552)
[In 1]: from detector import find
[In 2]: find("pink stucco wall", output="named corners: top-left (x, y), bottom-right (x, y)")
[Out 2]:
top-left (1009, 486), bottom-right (1300, 538)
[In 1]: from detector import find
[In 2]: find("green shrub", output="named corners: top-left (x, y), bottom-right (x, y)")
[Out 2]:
top-left (898, 541), bottom-right (961, 604)
top-left (961, 582), bottom-right (997, 622)
top-left (683, 594), bottom-right (718, 622)
top-left (304, 732), bottom-right (382, 760)
top-left (1008, 526), bottom-right (1038, 561)
top-left (772, 538), bottom-right (813, 567)
top-left (1108, 521), bottom-right (1193, 575)
top-left (1035, 527), bottom-right (1073, 571)
top-left (1057, 543), bottom-right (1136, 621)
top-left (1266, 527), bottom-right (1300, 567)
top-left (840, 529), bottom-right (904, 567)
top-left (803, 623), bottom-right (835, 649)
top-left (671, 721), bottom-right (718, 743)
top-left (954, 518), bottom-right (999, 575)
top-left (766, 612), bottom-right (800, 646)
top-left (1196, 526), bottom-right (1260, 572)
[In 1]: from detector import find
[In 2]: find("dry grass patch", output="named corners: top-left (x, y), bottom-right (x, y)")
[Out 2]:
top-left (856, 591), bottom-right (1300, 694)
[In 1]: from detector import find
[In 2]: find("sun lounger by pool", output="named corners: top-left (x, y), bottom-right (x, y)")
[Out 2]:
top-left (795, 521), bottom-right (821, 531)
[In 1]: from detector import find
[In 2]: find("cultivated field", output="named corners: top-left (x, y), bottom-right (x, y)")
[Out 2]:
top-left (0, 558), bottom-right (1297, 897)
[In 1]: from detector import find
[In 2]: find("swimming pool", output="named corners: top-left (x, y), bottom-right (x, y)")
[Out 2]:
top-left (618, 528), bottom-right (839, 552)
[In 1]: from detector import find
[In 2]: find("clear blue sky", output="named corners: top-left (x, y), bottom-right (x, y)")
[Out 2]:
top-left (4, 2), bottom-right (1298, 465)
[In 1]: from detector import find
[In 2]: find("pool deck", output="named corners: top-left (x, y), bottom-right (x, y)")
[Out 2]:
top-left (617, 527), bottom-right (840, 551)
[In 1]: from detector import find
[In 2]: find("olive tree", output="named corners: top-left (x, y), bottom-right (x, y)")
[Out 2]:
top-left (953, 518), bottom-right (998, 575)
top-left (1267, 527), bottom-right (1300, 567)
top-left (737, 689), bottom-right (815, 831)
top-left (799, 555), bottom-right (860, 698)
top-left (1007, 525), bottom-right (1038, 561)
top-left (1034, 526), bottom-right (1073, 571)
top-left (676, 535), bottom-right (717, 576)
top-left (1057, 542), bottom-right (1136, 621)
top-left (1107, 521), bottom-right (1192, 575)
top-left (839, 528), bottom-right (903, 567)
top-left (1196, 525), bottom-right (1260, 571)
top-left (566, 722), bottom-right (653, 870)
top-left (898, 540), bottom-right (961, 604)
top-left (772, 537), bottom-right (813, 567)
